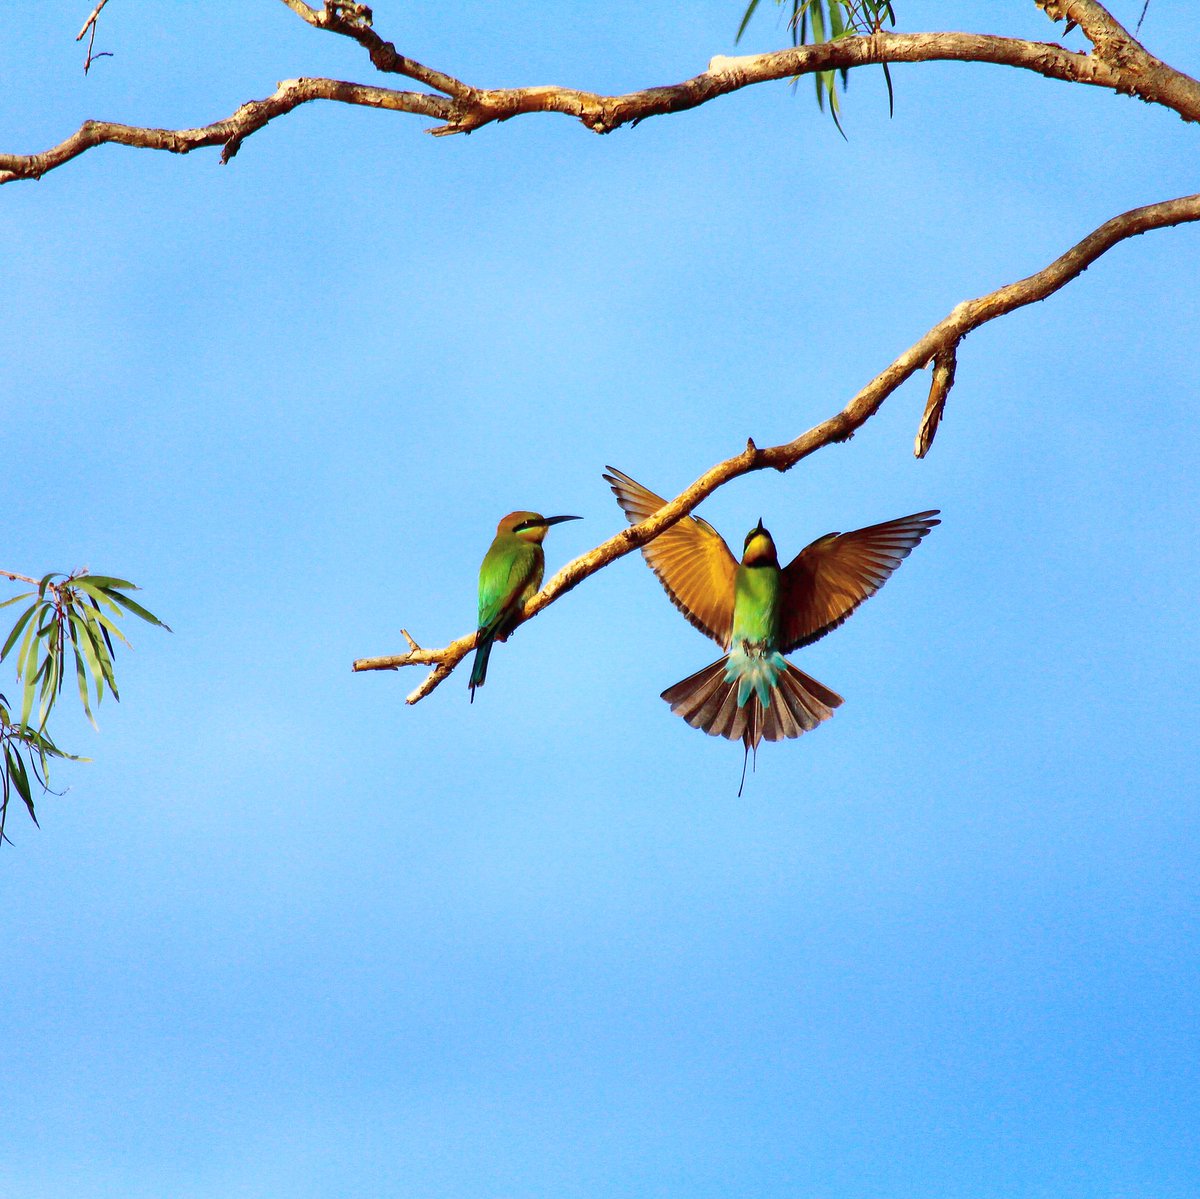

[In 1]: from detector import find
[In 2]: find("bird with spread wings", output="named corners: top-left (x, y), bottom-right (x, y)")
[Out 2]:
top-left (605, 467), bottom-right (939, 787)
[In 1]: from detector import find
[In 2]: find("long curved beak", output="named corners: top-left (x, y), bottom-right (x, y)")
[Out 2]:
top-left (543, 515), bottom-right (582, 527)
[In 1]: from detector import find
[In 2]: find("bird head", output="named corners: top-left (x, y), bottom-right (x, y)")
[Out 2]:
top-left (741, 518), bottom-right (778, 565)
top-left (499, 511), bottom-right (582, 544)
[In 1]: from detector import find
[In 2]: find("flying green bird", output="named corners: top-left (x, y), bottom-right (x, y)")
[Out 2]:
top-left (605, 467), bottom-right (939, 785)
top-left (470, 510), bottom-right (581, 702)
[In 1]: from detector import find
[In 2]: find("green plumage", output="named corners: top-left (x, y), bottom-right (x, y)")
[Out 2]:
top-left (729, 552), bottom-right (786, 709)
top-left (469, 510), bottom-right (580, 702)
top-left (471, 534), bottom-right (543, 695)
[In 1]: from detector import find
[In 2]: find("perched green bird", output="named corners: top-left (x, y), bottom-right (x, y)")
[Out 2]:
top-left (605, 467), bottom-right (939, 786)
top-left (470, 510), bottom-right (581, 702)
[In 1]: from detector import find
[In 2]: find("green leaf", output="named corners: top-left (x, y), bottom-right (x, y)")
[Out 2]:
top-left (4, 739), bottom-right (34, 825)
top-left (0, 590), bottom-right (35, 611)
top-left (5, 744), bottom-right (28, 811)
top-left (23, 724), bottom-right (84, 764)
top-left (69, 610), bottom-right (108, 707)
top-left (72, 578), bottom-right (125, 618)
top-left (737, 0), bottom-right (898, 124)
top-left (5, 744), bottom-right (36, 823)
top-left (35, 604), bottom-right (56, 637)
top-left (2, 602), bottom-right (38, 661)
top-left (78, 606), bottom-right (119, 698)
top-left (825, 71), bottom-right (848, 138)
top-left (735, 0), bottom-right (763, 42)
top-left (106, 589), bottom-right (172, 632)
top-left (81, 594), bottom-right (117, 660)
top-left (46, 617), bottom-right (65, 705)
top-left (18, 621), bottom-right (41, 729)
top-left (16, 608), bottom-right (41, 678)
top-left (73, 644), bottom-right (97, 729)
top-left (87, 606), bottom-right (131, 650)
top-left (75, 575), bottom-right (137, 591)
top-left (37, 643), bottom-right (61, 730)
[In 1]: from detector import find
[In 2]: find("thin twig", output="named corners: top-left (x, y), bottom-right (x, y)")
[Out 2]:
top-left (277, 0), bottom-right (474, 98)
top-left (75, 0), bottom-right (111, 42)
top-left (916, 348), bottom-right (958, 459)
top-left (77, 0), bottom-right (113, 74)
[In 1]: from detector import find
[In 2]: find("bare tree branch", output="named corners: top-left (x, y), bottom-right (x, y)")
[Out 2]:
top-left (277, 0), bottom-right (474, 97)
top-left (353, 191), bottom-right (1200, 703)
top-left (1037, 0), bottom-right (1140, 55)
top-left (5, 12), bottom-right (1200, 183)
top-left (0, 78), bottom-right (451, 183)
top-left (1036, 0), bottom-right (1200, 115)
top-left (75, 0), bottom-right (112, 43)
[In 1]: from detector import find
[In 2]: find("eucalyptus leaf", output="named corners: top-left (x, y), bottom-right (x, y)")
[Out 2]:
top-left (69, 611), bottom-right (106, 707)
top-left (735, 0), bottom-right (762, 42)
top-left (2, 602), bottom-right (38, 661)
top-left (5, 744), bottom-right (34, 819)
top-left (106, 589), bottom-right (171, 631)
top-left (72, 578), bottom-right (125, 617)
top-left (736, 0), bottom-right (901, 124)
top-left (79, 606), bottom-right (119, 696)
top-left (74, 575), bottom-right (137, 591)
top-left (0, 591), bottom-right (35, 611)
top-left (73, 645), bottom-right (97, 729)
top-left (87, 606), bottom-right (131, 649)
top-left (18, 624), bottom-right (41, 729)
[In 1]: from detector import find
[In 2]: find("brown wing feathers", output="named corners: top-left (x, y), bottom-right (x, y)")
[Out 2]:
top-left (606, 466), bottom-right (938, 732)
top-left (603, 467), bottom-right (737, 648)
top-left (780, 511), bottom-right (940, 653)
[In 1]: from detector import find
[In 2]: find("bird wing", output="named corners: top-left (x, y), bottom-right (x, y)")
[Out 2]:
top-left (604, 467), bottom-right (737, 648)
top-left (478, 540), bottom-right (541, 635)
top-left (779, 510), bottom-right (940, 652)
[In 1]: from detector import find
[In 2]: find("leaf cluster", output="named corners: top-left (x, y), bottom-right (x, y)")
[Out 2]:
top-left (737, 0), bottom-right (897, 133)
top-left (0, 571), bottom-right (169, 839)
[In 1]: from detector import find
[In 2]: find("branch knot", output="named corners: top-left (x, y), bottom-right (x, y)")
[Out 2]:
top-left (324, 1), bottom-right (372, 29)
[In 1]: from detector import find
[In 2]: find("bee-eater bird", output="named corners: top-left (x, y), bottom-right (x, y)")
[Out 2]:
top-left (604, 467), bottom-right (939, 787)
top-left (470, 511), bottom-right (581, 702)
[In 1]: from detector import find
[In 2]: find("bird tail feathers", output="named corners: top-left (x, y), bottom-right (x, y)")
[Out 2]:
top-left (468, 631), bottom-right (494, 702)
top-left (661, 654), bottom-right (843, 750)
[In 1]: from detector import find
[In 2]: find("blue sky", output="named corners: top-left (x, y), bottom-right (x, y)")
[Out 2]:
top-left (2, 2), bottom-right (1198, 1196)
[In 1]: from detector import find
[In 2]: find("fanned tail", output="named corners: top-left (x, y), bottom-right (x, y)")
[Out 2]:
top-left (661, 653), bottom-right (843, 751)
top-left (468, 631), bottom-right (494, 702)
